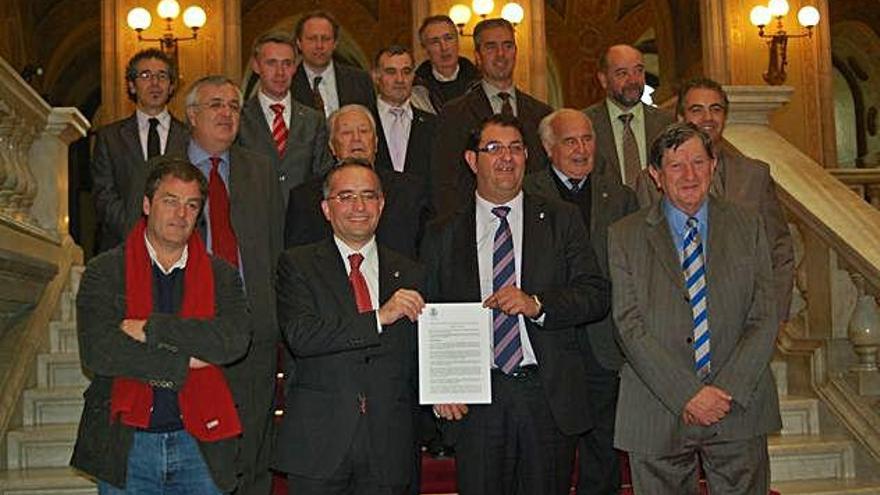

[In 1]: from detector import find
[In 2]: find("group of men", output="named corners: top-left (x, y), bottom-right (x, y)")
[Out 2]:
top-left (75, 8), bottom-right (793, 495)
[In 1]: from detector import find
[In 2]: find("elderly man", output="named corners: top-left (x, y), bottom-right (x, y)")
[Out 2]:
top-left (72, 157), bottom-right (250, 494)
top-left (274, 161), bottom-right (425, 495)
top-left (423, 114), bottom-right (610, 495)
top-left (413, 15), bottom-right (479, 113)
top-left (92, 48), bottom-right (189, 252)
top-left (239, 31), bottom-right (333, 207)
top-left (285, 104), bottom-right (430, 259)
top-left (524, 109), bottom-right (638, 495)
top-left (181, 75), bottom-right (284, 494)
top-left (584, 44), bottom-right (673, 188)
top-left (608, 122), bottom-right (781, 494)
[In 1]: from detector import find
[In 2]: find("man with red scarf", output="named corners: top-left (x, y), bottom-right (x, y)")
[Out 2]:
top-left (72, 157), bottom-right (250, 494)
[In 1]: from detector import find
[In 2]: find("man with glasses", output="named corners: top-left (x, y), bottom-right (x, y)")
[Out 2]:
top-left (422, 114), bottom-right (610, 495)
top-left (181, 75), bottom-right (284, 494)
top-left (274, 161), bottom-right (426, 495)
top-left (413, 15), bottom-right (479, 113)
top-left (92, 48), bottom-right (189, 252)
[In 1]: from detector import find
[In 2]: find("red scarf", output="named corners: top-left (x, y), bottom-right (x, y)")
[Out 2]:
top-left (110, 218), bottom-right (242, 442)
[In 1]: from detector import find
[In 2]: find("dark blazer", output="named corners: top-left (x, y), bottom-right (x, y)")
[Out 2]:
top-left (273, 239), bottom-right (424, 484)
top-left (374, 104), bottom-right (437, 182)
top-left (430, 86), bottom-right (552, 216)
top-left (238, 95), bottom-right (333, 206)
top-left (284, 167), bottom-right (431, 259)
top-left (91, 113), bottom-right (189, 252)
top-left (583, 100), bottom-right (674, 183)
top-left (292, 62), bottom-right (377, 115)
top-left (633, 141), bottom-right (794, 324)
top-left (523, 167), bottom-right (638, 370)
top-left (420, 193), bottom-right (610, 435)
top-left (71, 244), bottom-right (250, 491)
top-left (608, 197), bottom-right (782, 454)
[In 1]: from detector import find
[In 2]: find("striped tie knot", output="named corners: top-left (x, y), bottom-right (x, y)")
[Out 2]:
top-left (492, 206), bottom-right (510, 219)
top-left (270, 103), bottom-right (284, 116)
top-left (682, 215), bottom-right (711, 380)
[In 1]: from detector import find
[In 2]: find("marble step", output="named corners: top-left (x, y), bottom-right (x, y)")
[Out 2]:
top-left (49, 322), bottom-right (77, 354)
top-left (6, 424), bottom-right (78, 470)
top-left (0, 467), bottom-right (95, 495)
top-left (779, 396), bottom-right (821, 436)
top-left (772, 479), bottom-right (880, 494)
top-left (37, 353), bottom-right (88, 389)
top-left (21, 387), bottom-right (85, 427)
top-left (769, 435), bottom-right (856, 482)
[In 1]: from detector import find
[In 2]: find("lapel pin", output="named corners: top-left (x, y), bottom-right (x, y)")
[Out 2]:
top-left (602, 192), bottom-right (608, 198)
top-left (393, 271), bottom-right (400, 278)
top-left (538, 212), bottom-right (545, 220)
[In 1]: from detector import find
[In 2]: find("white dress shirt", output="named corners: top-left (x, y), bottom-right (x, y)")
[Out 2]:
top-left (377, 98), bottom-right (413, 172)
top-left (145, 231), bottom-right (188, 275)
top-left (334, 235), bottom-right (383, 333)
top-left (257, 90), bottom-right (292, 129)
top-left (481, 81), bottom-right (518, 117)
top-left (136, 108), bottom-right (171, 161)
top-left (303, 61), bottom-right (341, 117)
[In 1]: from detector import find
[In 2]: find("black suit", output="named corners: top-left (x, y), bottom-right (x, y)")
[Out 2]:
top-left (421, 192), bottom-right (610, 495)
top-left (292, 62), bottom-right (377, 115)
top-left (374, 104), bottom-right (437, 182)
top-left (431, 86), bottom-right (552, 216)
top-left (284, 168), bottom-right (430, 259)
top-left (91, 113), bottom-right (189, 252)
top-left (273, 239), bottom-right (424, 493)
top-left (523, 166), bottom-right (638, 495)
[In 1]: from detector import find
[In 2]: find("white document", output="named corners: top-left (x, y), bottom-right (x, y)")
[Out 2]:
top-left (418, 302), bottom-right (492, 405)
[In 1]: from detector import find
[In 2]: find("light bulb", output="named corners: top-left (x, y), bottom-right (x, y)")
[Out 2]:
top-left (127, 7), bottom-right (152, 31)
top-left (449, 4), bottom-right (472, 26)
top-left (767, 0), bottom-right (790, 17)
top-left (156, 0), bottom-right (181, 20)
top-left (183, 5), bottom-right (207, 29)
top-left (750, 5), bottom-right (771, 27)
top-left (797, 5), bottom-right (820, 27)
top-left (472, 0), bottom-right (494, 17)
top-left (500, 2), bottom-right (524, 25)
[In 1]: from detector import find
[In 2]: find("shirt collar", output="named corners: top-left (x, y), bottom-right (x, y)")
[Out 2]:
top-left (432, 63), bottom-right (460, 82)
top-left (144, 231), bottom-right (188, 275)
top-left (475, 189), bottom-right (524, 215)
top-left (303, 60), bottom-right (335, 82)
top-left (136, 108), bottom-right (171, 130)
top-left (376, 97), bottom-right (412, 118)
top-left (333, 235), bottom-right (378, 263)
top-left (257, 90), bottom-right (291, 111)
top-left (188, 140), bottom-right (230, 166)
top-left (663, 197), bottom-right (709, 238)
top-left (482, 80), bottom-right (516, 101)
top-left (551, 165), bottom-right (588, 189)
top-left (605, 98), bottom-right (644, 123)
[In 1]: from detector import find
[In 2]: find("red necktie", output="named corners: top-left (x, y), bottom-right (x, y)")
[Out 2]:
top-left (270, 103), bottom-right (288, 157)
top-left (208, 156), bottom-right (239, 266)
top-left (348, 253), bottom-right (372, 313)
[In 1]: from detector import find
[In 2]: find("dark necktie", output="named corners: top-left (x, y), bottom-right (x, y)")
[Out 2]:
top-left (619, 113), bottom-right (641, 188)
top-left (270, 103), bottom-right (288, 157)
top-left (312, 76), bottom-right (326, 116)
top-left (208, 156), bottom-right (239, 267)
top-left (348, 253), bottom-right (373, 313)
top-left (147, 117), bottom-right (161, 160)
top-left (491, 206), bottom-right (522, 374)
top-left (683, 217), bottom-right (711, 380)
top-left (568, 177), bottom-right (582, 194)
top-left (498, 91), bottom-right (514, 118)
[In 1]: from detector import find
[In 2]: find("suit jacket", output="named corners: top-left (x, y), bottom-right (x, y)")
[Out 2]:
top-left (292, 62), bottom-right (377, 115)
top-left (608, 197), bottom-right (782, 455)
top-left (523, 167), bottom-right (638, 370)
top-left (583, 100), bottom-right (673, 183)
top-left (71, 244), bottom-right (250, 491)
top-left (430, 86), bottom-right (552, 217)
top-left (634, 141), bottom-right (794, 323)
top-left (273, 239), bottom-right (424, 484)
top-left (420, 193), bottom-right (610, 435)
top-left (238, 95), bottom-right (333, 207)
top-left (374, 103), bottom-right (437, 182)
top-left (284, 167), bottom-right (431, 259)
top-left (91, 113), bottom-right (189, 252)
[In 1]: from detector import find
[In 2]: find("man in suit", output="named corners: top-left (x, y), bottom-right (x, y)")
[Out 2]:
top-left (423, 114), bottom-right (611, 495)
top-left (285, 104), bottom-right (430, 259)
top-left (431, 18), bottom-right (552, 217)
top-left (291, 10), bottom-right (376, 118)
top-left (238, 31), bottom-right (333, 208)
top-left (584, 44), bottom-right (673, 189)
top-left (72, 157), bottom-right (250, 494)
top-left (413, 15), bottom-right (479, 114)
top-left (523, 109), bottom-right (638, 495)
top-left (182, 75), bottom-right (284, 495)
top-left (372, 45), bottom-right (437, 181)
top-left (608, 122), bottom-right (781, 494)
top-left (274, 161), bottom-right (426, 495)
top-left (92, 48), bottom-right (189, 252)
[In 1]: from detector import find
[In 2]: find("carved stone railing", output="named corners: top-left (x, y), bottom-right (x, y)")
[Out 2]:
top-left (0, 55), bottom-right (87, 441)
top-left (724, 85), bottom-right (880, 463)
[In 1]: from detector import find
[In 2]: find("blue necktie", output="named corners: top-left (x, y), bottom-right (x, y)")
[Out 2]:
top-left (683, 217), bottom-right (711, 380)
top-left (492, 206), bottom-right (522, 374)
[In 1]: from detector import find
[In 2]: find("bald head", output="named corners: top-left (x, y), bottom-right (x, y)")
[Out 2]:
top-left (597, 44), bottom-right (646, 110)
top-left (540, 109), bottom-right (596, 180)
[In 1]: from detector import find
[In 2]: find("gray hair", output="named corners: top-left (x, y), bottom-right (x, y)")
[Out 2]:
top-left (327, 104), bottom-right (377, 137)
top-left (184, 75), bottom-right (243, 109)
top-left (538, 108), bottom-right (590, 149)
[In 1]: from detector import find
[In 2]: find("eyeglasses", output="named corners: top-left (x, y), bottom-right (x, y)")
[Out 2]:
top-left (195, 100), bottom-right (242, 114)
top-left (136, 70), bottom-right (170, 82)
top-left (326, 191), bottom-right (382, 204)
top-left (477, 142), bottom-right (527, 156)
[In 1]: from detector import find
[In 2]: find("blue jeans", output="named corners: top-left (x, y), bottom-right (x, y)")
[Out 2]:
top-left (98, 429), bottom-right (223, 494)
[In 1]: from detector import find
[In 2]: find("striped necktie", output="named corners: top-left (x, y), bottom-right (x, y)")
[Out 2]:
top-left (619, 113), bottom-right (641, 188)
top-left (269, 103), bottom-right (288, 157)
top-left (683, 216), bottom-right (710, 380)
top-left (491, 206), bottom-right (522, 374)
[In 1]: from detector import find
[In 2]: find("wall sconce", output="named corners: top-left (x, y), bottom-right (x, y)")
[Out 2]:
top-left (749, 0), bottom-right (820, 85)
top-left (448, 0), bottom-right (525, 36)
top-left (127, 0), bottom-right (207, 65)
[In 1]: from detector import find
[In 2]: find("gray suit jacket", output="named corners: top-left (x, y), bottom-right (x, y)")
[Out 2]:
top-left (634, 141), bottom-right (794, 323)
top-left (523, 167), bottom-right (638, 370)
top-left (91, 113), bottom-right (189, 252)
top-left (608, 197), bottom-right (781, 455)
top-left (238, 96), bottom-right (333, 207)
top-left (583, 100), bottom-right (673, 183)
